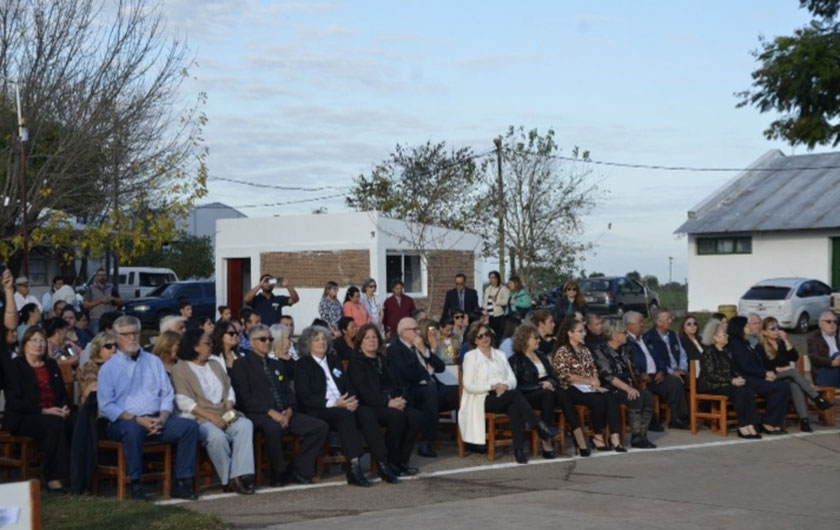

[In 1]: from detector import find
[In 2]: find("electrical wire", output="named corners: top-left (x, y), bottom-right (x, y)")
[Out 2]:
top-left (208, 176), bottom-right (349, 192)
top-left (230, 192), bottom-right (348, 209)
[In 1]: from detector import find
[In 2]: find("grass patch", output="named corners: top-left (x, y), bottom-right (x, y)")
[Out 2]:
top-left (658, 289), bottom-right (687, 311)
top-left (43, 495), bottom-right (224, 530)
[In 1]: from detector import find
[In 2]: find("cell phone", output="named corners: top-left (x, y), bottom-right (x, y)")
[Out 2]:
top-left (268, 278), bottom-right (278, 285)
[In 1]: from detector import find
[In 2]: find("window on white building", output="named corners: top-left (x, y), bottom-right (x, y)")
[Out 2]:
top-left (696, 236), bottom-right (752, 255)
top-left (386, 253), bottom-right (424, 295)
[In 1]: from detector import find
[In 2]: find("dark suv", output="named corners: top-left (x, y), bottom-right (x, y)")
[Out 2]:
top-left (579, 277), bottom-right (659, 316)
top-left (122, 281), bottom-right (215, 328)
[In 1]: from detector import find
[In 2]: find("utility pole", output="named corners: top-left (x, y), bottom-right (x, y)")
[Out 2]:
top-left (111, 111), bottom-right (121, 298)
top-left (3, 78), bottom-right (30, 276)
top-left (668, 256), bottom-right (673, 284)
top-left (494, 136), bottom-right (505, 279)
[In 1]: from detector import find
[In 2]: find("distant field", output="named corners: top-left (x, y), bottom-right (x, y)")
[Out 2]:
top-left (658, 289), bottom-right (687, 311)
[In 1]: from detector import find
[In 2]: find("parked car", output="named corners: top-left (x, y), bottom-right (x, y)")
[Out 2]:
top-left (738, 277), bottom-right (832, 333)
top-left (579, 277), bottom-right (659, 316)
top-left (122, 280), bottom-right (215, 328)
top-left (77, 267), bottom-right (178, 300)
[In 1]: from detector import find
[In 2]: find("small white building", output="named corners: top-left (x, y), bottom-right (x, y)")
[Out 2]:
top-left (675, 149), bottom-right (840, 312)
top-left (214, 211), bottom-right (484, 325)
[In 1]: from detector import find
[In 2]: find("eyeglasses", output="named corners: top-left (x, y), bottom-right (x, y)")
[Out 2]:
top-left (454, 315), bottom-right (466, 320)
top-left (566, 287), bottom-right (577, 292)
top-left (476, 332), bottom-right (492, 340)
top-left (768, 325), bottom-right (780, 331)
top-left (224, 331), bottom-right (239, 337)
top-left (118, 331), bottom-right (140, 338)
top-left (102, 343), bottom-right (117, 350)
top-left (685, 322), bottom-right (697, 327)
top-left (27, 339), bottom-right (46, 345)
top-left (253, 336), bottom-right (274, 343)
top-left (821, 319), bottom-right (838, 324)
top-left (405, 327), bottom-right (419, 332)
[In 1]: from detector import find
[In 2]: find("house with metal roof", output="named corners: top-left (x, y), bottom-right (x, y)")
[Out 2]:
top-left (675, 149), bottom-right (840, 312)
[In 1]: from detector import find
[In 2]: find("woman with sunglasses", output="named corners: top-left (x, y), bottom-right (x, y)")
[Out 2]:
top-left (210, 321), bottom-right (244, 372)
top-left (459, 322), bottom-right (559, 464)
top-left (77, 332), bottom-right (118, 405)
top-left (679, 315), bottom-right (704, 361)
top-left (360, 278), bottom-right (384, 331)
top-left (757, 317), bottom-right (832, 432)
top-left (483, 271), bottom-right (510, 346)
top-left (553, 280), bottom-right (587, 324)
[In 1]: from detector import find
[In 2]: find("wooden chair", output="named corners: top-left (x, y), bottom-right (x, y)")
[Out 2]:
top-left (92, 440), bottom-right (172, 500)
top-left (455, 365), bottom-right (538, 461)
top-left (193, 445), bottom-right (217, 492)
top-left (689, 360), bottom-right (731, 437)
top-left (253, 431), bottom-right (300, 486)
top-left (58, 361), bottom-right (75, 408)
top-left (797, 356), bottom-right (836, 426)
top-left (0, 430), bottom-right (40, 482)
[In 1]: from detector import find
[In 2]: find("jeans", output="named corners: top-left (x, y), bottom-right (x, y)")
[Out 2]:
top-left (199, 417), bottom-right (255, 485)
top-left (107, 416), bottom-right (198, 481)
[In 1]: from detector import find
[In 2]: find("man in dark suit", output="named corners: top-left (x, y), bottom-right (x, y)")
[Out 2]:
top-left (229, 324), bottom-right (328, 487)
top-left (387, 317), bottom-right (458, 458)
top-left (441, 273), bottom-right (479, 320)
top-left (294, 327), bottom-right (399, 485)
top-left (807, 311), bottom-right (840, 387)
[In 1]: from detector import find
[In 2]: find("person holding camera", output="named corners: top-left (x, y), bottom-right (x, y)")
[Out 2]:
top-left (244, 274), bottom-right (299, 326)
top-left (172, 328), bottom-right (255, 495)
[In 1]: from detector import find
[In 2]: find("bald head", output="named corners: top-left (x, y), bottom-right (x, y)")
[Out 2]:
top-left (397, 317), bottom-right (418, 336)
top-left (819, 311), bottom-right (838, 335)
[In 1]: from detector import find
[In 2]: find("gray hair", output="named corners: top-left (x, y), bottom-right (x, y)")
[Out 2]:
top-left (113, 315), bottom-right (141, 333)
top-left (247, 323), bottom-right (271, 340)
top-left (701, 318), bottom-right (721, 346)
top-left (585, 313), bottom-right (603, 326)
top-left (159, 315), bottom-right (186, 333)
top-left (361, 278), bottom-right (377, 291)
top-left (270, 324), bottom-right (291, 355)
top-left (297, 325), bottom-right (333, 357)
top-left (601, 319), bottom-right (625, 342)
top-left (622, 311), bottom-right (643, 326)
top-left (747, 313), bottom-right (761, 323)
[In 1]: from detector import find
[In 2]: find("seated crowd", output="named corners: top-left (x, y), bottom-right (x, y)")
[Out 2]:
top-left (1, 268), bottom-right (838, 501)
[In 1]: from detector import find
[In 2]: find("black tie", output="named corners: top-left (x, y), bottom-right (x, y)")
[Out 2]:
top-left (262, 357), bottom-right (286, 411)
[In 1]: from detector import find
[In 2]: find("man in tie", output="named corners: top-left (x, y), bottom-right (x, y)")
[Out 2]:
top-left (441, 273), bottom-right (479, 320)
top-left (387, 318), bottom-right (458, 458)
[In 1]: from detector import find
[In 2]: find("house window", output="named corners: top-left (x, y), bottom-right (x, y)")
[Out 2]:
top-left (696, 236), bottom-right (752, 255)
top-left (386, 253), bottom-right (424, 295)
top-left (28, 258), bottom-right (48, 285)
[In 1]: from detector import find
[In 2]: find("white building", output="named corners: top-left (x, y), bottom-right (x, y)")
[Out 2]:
top-left (183, 202), bottom-right (247, 255)
top-left (675, 149), bottom-right (840, 312)
top-left (214, 211), bottom-right (484, 325)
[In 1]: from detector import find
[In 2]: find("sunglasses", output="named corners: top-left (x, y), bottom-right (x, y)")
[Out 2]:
top-left (685, 322), bottom-right (697, 327)
top-left (102, 343), bottom-right (117, 349)
top-left (224, 331), bottom-right (239, 337)
top-left (454, 315), bottom-right (466, 320)
top-left (476, 332), bottom-right (492, 340)
top-left (566, 287), bottom-right (577, 292)
top-left (253, 336), bottom-right (274, 343)
top-left (822, 319), bottom-right (838, 324)
top-left (768, 325), bottom-right (780, 331)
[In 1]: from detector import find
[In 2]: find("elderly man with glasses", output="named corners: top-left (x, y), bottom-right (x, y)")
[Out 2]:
top-left (97, 315), bottom-right (200, 500)
top-left (807, 311), bottom-right (840, 387)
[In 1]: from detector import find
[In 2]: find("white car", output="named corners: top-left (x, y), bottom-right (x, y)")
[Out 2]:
top-left (78, 267), bottom-right (178, 299)
top-left (738, 278), bottom-right (833, 333)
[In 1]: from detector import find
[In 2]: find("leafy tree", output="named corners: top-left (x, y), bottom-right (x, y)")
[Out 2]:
top-left (643, 274), bottom-right (660, 289)
top-left (738, 0), bottom-right (840, 148)
top-left (588, 271), bottom-right (606, 278)
top-left (626, 271), bottom-right (642, 282)
top-left (126, 232), bottom-right (213, 280)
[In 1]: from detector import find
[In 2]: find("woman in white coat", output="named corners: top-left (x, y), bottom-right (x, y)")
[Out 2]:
top-left (458, 322), bottom-right (559, 464)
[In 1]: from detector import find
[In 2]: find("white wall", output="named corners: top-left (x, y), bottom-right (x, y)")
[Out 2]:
top-left (686, 231), bottom-right (837, 312)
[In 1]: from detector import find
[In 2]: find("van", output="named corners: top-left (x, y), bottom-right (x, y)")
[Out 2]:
top-left (79, 267), bottom-right (179, 299)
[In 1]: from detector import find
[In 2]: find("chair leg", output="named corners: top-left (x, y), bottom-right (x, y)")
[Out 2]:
top-left (116, 445), bottom-right (126, 501)
top-left (254, 436), bottom-right (263, 486)
top-left (487, 418), bottom-right (496, 461)
top-left (162, 446), bottom-right (172, 499)
top-left (456, 428), bottom-right (466, 458)
top-left (720, 403), bottom-right (727, 438)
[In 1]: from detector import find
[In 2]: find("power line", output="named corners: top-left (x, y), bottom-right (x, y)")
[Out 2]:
top-left (542, 153), bottom-right (840, 172)
top-left (208, 176), bottom-right (349, 192)
top-left (230, 192), bottom-right (347, 209)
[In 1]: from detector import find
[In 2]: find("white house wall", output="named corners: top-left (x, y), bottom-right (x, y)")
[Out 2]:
top-left (687, 231), bottom-right (835, 312)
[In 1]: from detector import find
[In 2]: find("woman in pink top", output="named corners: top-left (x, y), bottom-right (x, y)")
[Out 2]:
top-left (343, 286), bottom-right (370, 328)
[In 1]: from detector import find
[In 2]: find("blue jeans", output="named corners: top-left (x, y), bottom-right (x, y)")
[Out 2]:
top-left (815, 366), bottom-right (840, 388)
top-left (199, 417), bottom-right (254, 485)
top-left (107, 416), bottom-right (199, 481)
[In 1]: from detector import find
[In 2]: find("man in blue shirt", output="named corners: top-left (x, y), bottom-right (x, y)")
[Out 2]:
top-left (244, 274), bottom-right (299, 326)
top-left (98, 315), bottom-right (199, 501)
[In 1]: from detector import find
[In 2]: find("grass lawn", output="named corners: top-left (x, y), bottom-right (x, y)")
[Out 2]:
top-left (43, 495), bottom-right (224, 530)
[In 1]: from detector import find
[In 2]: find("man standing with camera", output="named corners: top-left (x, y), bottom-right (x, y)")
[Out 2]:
top-left (244, 274), bottom-right (299, 326)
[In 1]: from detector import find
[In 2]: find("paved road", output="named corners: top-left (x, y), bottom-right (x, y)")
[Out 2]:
top-left (180, 426), bottom-right (840, 530)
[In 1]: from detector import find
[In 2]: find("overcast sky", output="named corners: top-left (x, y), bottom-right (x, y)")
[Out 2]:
top-left (163, 0), bottom-right (825, 284)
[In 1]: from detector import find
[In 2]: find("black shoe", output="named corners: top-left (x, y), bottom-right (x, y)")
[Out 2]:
top-left (417, 442), bottom-right (437, 458)
top-left (738, 430), bottom-right (762, 440)
top-left (535, 420), bottom-right (560, 441)
top-left (130, 481), bottom-right (146, 501)
top-left (393, 461), bottom-right (420, 476)
top-left (800, 418), bottom-right (814, 433)
top-left (171, 479), bottom-right (198, 500)
top-left (286, 467), bottom-right (313, 485)
top-left (760, 425), bottom-right (787, 435)
top-left (642, 436), bottom-right (657, 449)
top-left (541, 448), bottom-right (556, 460)
top-left (613, 445), bottom-right (627, 453)
top-left (230, 475), bottom-right (255, 495)
top-left (514, 449), bottom-right (528, 464)
top-left (376, 460), bottom-right (400, 484)
top-left (648, 419), bottom-right (665, 432)
top-left (630, 434), bottom-right (647, 449)
top-left (346, 459), bottom-right (372, 487)
top-left (814, 396), bottom-right (833, 411)
top-left (669, 419), bottom-right (690, 430)
top-left (573, 439), bottom-right (591, 457)
top-left (592, 437), bottom-right (611, 451)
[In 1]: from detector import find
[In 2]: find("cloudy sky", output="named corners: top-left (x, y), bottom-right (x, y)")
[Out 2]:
top-left (162, 0), bottom-right (822, 283)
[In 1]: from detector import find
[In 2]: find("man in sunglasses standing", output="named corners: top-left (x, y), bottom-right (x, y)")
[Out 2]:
top-left (229, 324), bottom-right (328, 486)
top-left (807, 311), bottom-right (840, 388)
top-left (441, 273), bottom-right (479, 320)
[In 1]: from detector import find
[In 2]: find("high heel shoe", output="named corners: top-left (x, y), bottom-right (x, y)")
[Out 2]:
top-left (591, 436), bottom-right (610, 452)
top-left (814, 396), bottom-right (833, 411)
top-left (613, 445), bottom-right (627, 453)
top-left (573, 438), bottom-right (591, 457)
top-left (535, 420), bottom-right (560, 441)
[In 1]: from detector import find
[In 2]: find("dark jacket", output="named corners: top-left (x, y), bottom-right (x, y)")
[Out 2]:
top-left (509, 351), bottom-right (558, 393)
top-left (756, 341), bottom-right (799, 372)
top-left (592, 342), bottom-right (636, 389)
top-left (626, 334), bottom-right (654, 376)
top-left (553, 298), bottom-right (586, 324)
top-left (728, 339), bottom-right (767, 383)
top-left (441, 287), bottom-right (479, 320)
top-left (293, 354), bottom-right (354, 413)
top-left (348, 353), bottom-right (406, 408)
top-left (229, 351), bottom-right (295, 414)
top-left (70, 392), bottom-right (99, 494)
top-left (806, 330), bottom-right (840, 374)
top-left (679, 332), bottom-right (704, 362)
top-left (698, 345), bottom-right (740, 392)
top-left (538, 336), bottom-right (557, 358)
top-left (642, 327), bottom-right (684, 373)
top-left (387, 339), bottom-right (445, 389)
top-left (3, 356), bottom-right (70, 432)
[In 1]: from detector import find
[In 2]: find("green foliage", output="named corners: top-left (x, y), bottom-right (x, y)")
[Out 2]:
top-left (643, 274), bottom-right (660, 289)
top-left (126, 231), bottom-right (213, 280)
top-left (626, 270), bottom-right (642, 281)
top-left (738, 0), bottom-right (840, 147)
top-left (588, 271), bottom-right (606, 278)
top-left (43, 495), bottom-right (224, 530)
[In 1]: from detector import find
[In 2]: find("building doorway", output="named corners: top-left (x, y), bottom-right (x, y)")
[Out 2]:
top-left (226, 258), bottom-right (251, 320)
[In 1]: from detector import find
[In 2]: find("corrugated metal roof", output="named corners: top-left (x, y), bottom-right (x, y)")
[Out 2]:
top-left (675, 149), bottom-right (840, 234)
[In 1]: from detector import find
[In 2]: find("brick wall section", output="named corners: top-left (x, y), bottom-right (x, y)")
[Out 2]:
top-left (423, 250), bottom-right (475, 319)
top-left (260, 250), bottom-right (370, 288)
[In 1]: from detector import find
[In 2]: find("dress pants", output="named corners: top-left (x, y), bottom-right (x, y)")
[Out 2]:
top-left (14, 413), bottom-right (73, 481)
top-left (815, 366), bottom-right (840, 387)
top-left (567, 387), bottom-right (620, 435)
top-left (523, 388), bottom-right (581, 431)
top-left (484, 389), bottom-right (539, 452)
top-left (199, 417), bottom-right (255, 486)
top-left (307, 407), bottom-right (368, 460)
top-left (247, 412), bottom-right (328, 481)
top-left (106, 416), bottom-right (198, 481)
top-left (406, 382), bottom-right (459, 442)
top-left (704, 385), bottom-right (761, 427)
top-left (745, 378), bottom-right (790, 426)
top-left (612, 388), bottom-right (654, 436)
top-left (775, 369), bottom-right (820, 418)
top-left (648, 374), bottom-right (689, 422)
top-left (370, 405), bottom-right (423, 464)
